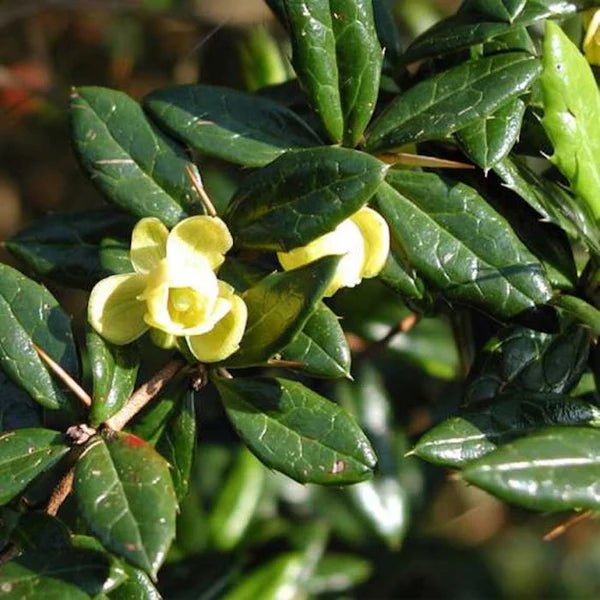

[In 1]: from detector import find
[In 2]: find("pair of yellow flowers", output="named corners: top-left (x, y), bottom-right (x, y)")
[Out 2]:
top-left (89, 206), bottom-right (390, 363)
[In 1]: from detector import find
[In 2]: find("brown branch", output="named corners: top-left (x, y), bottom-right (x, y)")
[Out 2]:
top-left (45, 468), bottom-right (74, 516)
top-left (104, 358), bottom-right (185, 432)
top-left (359, 312), bottom-right (420, 360)
top-left (377, 152), bottom-right (475, 170)
top-left (34, 343), bottom-right (92, 407)
top-left (543, 510), bottom-right (593, 542)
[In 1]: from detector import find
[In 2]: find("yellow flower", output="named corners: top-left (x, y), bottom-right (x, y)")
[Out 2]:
top-left (277, 206), bottom-right (390, 296)
top-left (584, 9), bottom-right (600, 65)
top-left (88, 216), bottom-right (247, 363)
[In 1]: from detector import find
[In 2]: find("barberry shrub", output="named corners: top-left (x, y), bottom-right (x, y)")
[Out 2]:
top-left (3, 0), bottom-right (600, 597)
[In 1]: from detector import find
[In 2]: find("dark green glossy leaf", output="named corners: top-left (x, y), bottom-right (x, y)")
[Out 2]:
top-left (281, 303), bottom-right (351, 378)
top-left (218, 257), bottom-right (271, 293)
top-left (108, 561), bottom-right (160, 600)
top-left (5, 210), bottom-right (134, 290)
top-left (226, 256), bottom-right (340, 367)
top-left (376, 174), bottom-right (552, 319)
top-left (554, 295), bottom-right (600, 335)
top-left (71, 535), bottom-right (128, 594)
top-left (366, 53), bottom-right (540, 152)
top-left (0, 548), bottom-right (112, 599)
top-left (456, 98), bottom-right (526, 171)
top-left (0, 372), bottom-right (42, 432)
top-left (483, 25), bottom-right (536, 54)
top-left (378, 248), bottom-right (426, 302)
top-left (11, 512), bottom-right (71, 552)
top-left (226, 146), bottom-right (388, 251)
top-left (461, 0), bottom-right (531, 21)
top-left (209, 447), bottom-right (265, 552)
top-left (215, 376), bottom-right (377, 485)
top-left (0, 264), bottom-right (79, 411)
top-left (463, 426), bottom-right (600, 511)
top-left (88, 330), bottom-right (139, 427)
top-left (330, 0), bottom-right (383, 146)
top-left (74, 432), bottom-right (177, 578)
top-left (0, 508), bottom-right (19, 552)
top-left (415, 392), bottom-right (600, 467)
top-left (398, 1), bottom-right (558, 64)
top-left (284, 0), bottom-right (344, 142)
top-left (373, 0), bottom-right (404, 69)
top-left (0, 428), bottom-right (69, 505)
top-left (143, 85), bottom-right (321, 168)
top-left (131, 375), bottom-right (190, 445)
top-left (156, 389), bottom-right (196, 500)
top-left (70, 86), bottom-right (202, 227)
top-left (465, 324), bottom-right (590, 404)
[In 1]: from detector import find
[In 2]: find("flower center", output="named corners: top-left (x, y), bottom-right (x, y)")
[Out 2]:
top-left (167, 286), bottom-right (212, 328)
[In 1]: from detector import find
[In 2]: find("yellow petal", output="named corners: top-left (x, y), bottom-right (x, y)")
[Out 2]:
top-left (350, 206), bottom-right (390, 279)
top-left (130, 217), bottom-right (168, 275)
top-left (277, 219), bottom-right (364, 296)
top-left (584, 10), bottom-right (600, 65)
top-left (149, 328), bottom-right (177, 350)
top-left (187, 293), bottom-right (248, 362)
top-left (167, 216), bottom-right (233, 271)
top-left (142, 258), bottom-right (221, 336)
top-left (88, 273), bottom-right (148, 344)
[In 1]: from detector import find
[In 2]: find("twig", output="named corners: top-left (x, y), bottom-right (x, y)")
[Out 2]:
top-left (267, 358), bottom-right (306, 369)
top-left (45, 468), bottom-right (74, 516)
top-left (359, 312), bottom-right (420, 359)
top-left (105, 358), bottom-right (185, 431)
top-left (34, 343), bottom-right (92, 407)
top-left (186, 165), bottom-right (217, 217)
top-left (543, 510), bottom-right (593, 542)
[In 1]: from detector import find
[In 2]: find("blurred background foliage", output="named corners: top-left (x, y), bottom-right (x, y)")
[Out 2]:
top-left (3, 0), bottom-right (600, 598)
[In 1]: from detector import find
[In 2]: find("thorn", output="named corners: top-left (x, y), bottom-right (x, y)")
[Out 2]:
top-left (185, 164), bottom-right (217, 217)
top-left (33, 343), bottom-right (92, 407)
top-left (377, 152), bottom-right (475, 170)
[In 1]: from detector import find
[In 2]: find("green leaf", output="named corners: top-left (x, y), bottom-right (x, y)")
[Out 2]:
top-left (415, 393), bottom-right (600, 468)
top-left (108, 561), bottom-right (160, 600)
top-left (5, 210), bottom-right (134, 290)
top-left (337, 365), bottom-right (408, 548)
top-left (11, 513), bottom-right (71, 552)
top-left (0, 372), bottom-right (42, 432)
top-left (463, 426), bottom-right (600, 511)
top-left (88, 330), bottom-right (139, 427)
top-left (307, 553), bottom-right (372, 595)
top-left (540, 21), bottom-right (600, 223)
top-left (330, 0), bottom-right (383, 146)
top-left (70, 535), bottom-right (128, 594)
top-left (281, 303), bottom-right (351, 378)
top-left (553, 295), bottom-right (600, 336)
top-left (74, 432), bottom-right (177, 578)
top-left (284, 0), bottom-right (344, 142)
top-left (0, 428), bottom-right (69, 506)
top-left (378, 246), bottom-right (426, 302)
top-left (225, 256), bottom-right (340, 367)
top-left (226, 146), bottom-right (388, 251)
top-left (365, 52), bottom-right (540, 152)
top-left (456, 98), bottom-right (526, 171)
top-left (223, 553), bottom-right (305, 600)
top-left (376, 174), bottom-right (552, 319)
top-left (462, 0), bottom-right (530, 21)
top-left (70, 86), bottom-right (203, 227)
top-left (398, 1), bottom-right (559, 64)
top-left (465, 324), bottom-right (590, 404)
top-left (131, 375), bottom-right (190, 445)
top-left (373, 0), bottom-right (404, 69)
top-left (209, 447), bottom-right (265, 552)
top-left (156, 389), bottom-right (196, 500)
top-left (0, 548), bottom-right (113, 599)
top-left (0, 264), bottom-right (80, 411)
top-left (143, 85), bottom-right (321, 168)
top-left (214, 376), bottom-right (377, 485)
